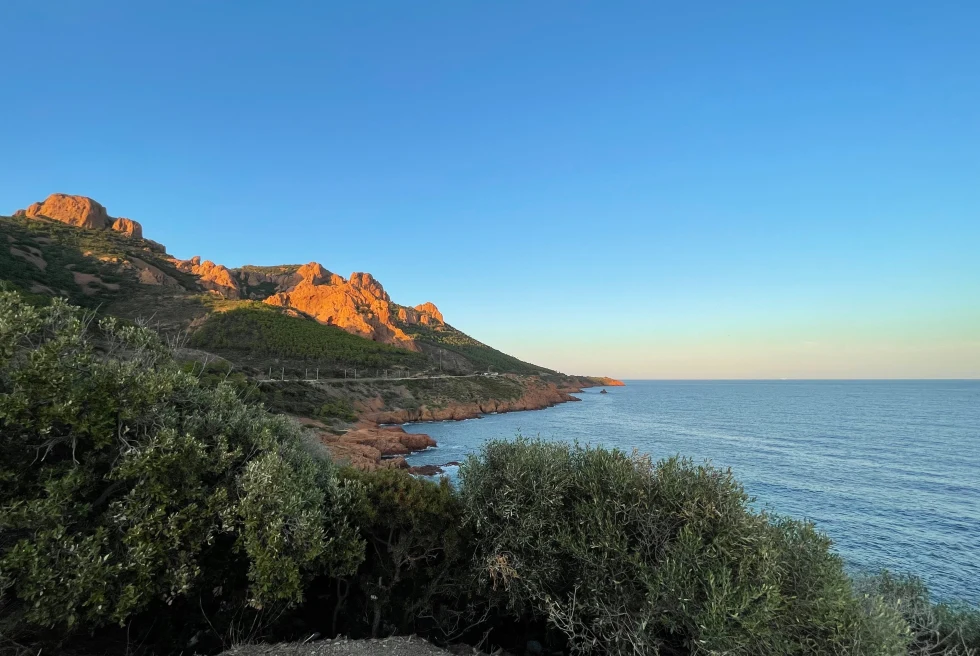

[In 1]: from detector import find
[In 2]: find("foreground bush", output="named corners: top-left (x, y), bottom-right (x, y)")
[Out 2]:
top-left (331, 468), bottom-right (472, 639)
top-left (2, 291), bottom-right (974, 656)
top-left (0, 293), bottom-right (362, 647)
top-left (855, 572), bottom-right (980, 655)
top-left (459, 438), bottom-right (910, 655)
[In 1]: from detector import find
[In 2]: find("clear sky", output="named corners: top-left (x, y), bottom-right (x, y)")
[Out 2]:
top-left (2, 1), bottom-right (978, 378)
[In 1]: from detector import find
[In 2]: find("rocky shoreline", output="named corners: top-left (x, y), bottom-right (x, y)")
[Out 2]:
top-left (360, 379), bottom-right (584, 425)
top-left (308, 376), bottom-right (623, 473)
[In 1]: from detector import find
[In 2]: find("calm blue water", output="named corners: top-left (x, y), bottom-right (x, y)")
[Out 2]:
top-left (404, 380), bottom-right (980, 604)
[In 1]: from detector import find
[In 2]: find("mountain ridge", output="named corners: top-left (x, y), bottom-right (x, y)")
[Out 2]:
top-left (6, 193), bottom-right (543, 366)
top-left (2, 192), bottom-right (623, 471)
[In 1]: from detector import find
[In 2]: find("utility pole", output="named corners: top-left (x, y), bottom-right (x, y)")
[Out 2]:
top-left (316, 367), bottom-right (319, 381)
top-left (281, 367), bottom-right (284, 381)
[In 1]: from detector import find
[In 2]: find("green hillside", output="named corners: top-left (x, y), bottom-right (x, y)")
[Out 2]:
top-left (188, 303), bottom-right (429, 373)
top-left (0, 212), bottom-right (554, 377)
top-left (0, 214), bottom-right (192, 306)
top-left (401, 321), bottom-right (555, 375)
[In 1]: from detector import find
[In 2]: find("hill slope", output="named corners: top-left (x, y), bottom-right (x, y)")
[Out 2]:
top-left (2, 194), bottom-right (621, 466)
top-left (3, 193), bottom-right (553, 374)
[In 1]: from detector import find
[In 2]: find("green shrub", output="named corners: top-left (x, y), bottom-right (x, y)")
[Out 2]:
top-left (189, 303), bottom-right (428, 371)
top-left (458, 438), bottom-right (910, 655)
top-left (180, 357), bottom-right (256, 398)
top-left (330, 468), bottom-right (472, 639)
top-left (318, 398), bottom-right (358, 422)
top-left (855, 572), bottom-right (980, 655)
top-left (0, 292), bottom-right (363, 646)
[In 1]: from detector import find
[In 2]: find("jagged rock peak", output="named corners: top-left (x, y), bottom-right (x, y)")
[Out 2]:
top-left (110, 217), bottom-right (143, 239)
top-left (18, 193), bottom-right (110, 229)
top-left (174, 256), bottom-right (241, 299)
top-left (14, 193), bottom-right (144, 239)
top-left (297, 262), bottom-right (342, 286)
top-left (414, 302), bottom-right (444, 324)
top-left (348, 272), bottom-right (389, 301)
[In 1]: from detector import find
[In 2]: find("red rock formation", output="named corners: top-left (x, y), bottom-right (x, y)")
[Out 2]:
top-left (397, 302), bottom-right (445, 327)
top-left (264, 270), bottom-right (419, 350)
top-left (110, 217), bottom-right (143, 239)
top-left (296, 262), bottom-right (335, 285)
top-left (414, 302), bottom-right (444, 324)
top-left (19, 194), bottom-right (110, 229)
top-left (14, 194), bottom-right (149, 242)
top-left (174, 256), bottom-right (241, 298)
top-left (318, 425), bottom-right (436, 471)
top-left (591, 377), bottom-right (626, 387)
top-left (232, 263), bottom-right (345, 298)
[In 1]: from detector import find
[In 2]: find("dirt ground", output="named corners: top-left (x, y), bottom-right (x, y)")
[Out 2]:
top-left (219, 635), bottom-right (485, 656)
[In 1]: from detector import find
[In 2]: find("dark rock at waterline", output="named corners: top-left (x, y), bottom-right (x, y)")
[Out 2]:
top-left (408, 461), bottom-right (461, 476)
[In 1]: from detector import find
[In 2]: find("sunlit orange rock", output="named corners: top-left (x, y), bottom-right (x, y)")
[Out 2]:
top-left (318, 425), bottom-right (436, 471)
top-left (348, 272), bottom-right (389, 300)
top-left (110, 217), bottom-right (143, 239)
top-left (396, 301), bottom-right (444, 327)
top-left (414, 301), bottom-right (444, 324)
top-left (175, 256), bottom-right (241, 298)
top-left (18, 194), bottom-right (110, 229)
top-left (264, 271), bottom-right (419, 349)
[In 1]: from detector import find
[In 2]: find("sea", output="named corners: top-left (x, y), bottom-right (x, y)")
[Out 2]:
top-left (403, 380), bottom-right (980, 604)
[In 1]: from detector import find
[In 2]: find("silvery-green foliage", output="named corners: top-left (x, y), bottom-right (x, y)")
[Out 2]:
top-left (459, 437), bottom-right (910, 655)
top-left (855, 572), bottom-right (980, 656)
top-left (0, 292), bottom-right (362, 638)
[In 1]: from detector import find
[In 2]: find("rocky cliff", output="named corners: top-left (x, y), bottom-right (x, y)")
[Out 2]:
top-left (5, 193), bottom-right (619, 440)
top-left (10, 194), bottom-right (448, 351)
top-left (16, 193), bottom-right (143, 236)
top-left (262, 270), bottom-right (446, 351)
top-left (591, 376), bottom-right (626, 386)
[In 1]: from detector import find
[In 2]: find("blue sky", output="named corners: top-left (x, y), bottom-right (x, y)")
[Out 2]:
top-left (2, 1), bottom-right (977, 377)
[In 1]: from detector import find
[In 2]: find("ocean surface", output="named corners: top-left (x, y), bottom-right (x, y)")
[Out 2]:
top-left (403, 380), bottom-right (980, 604)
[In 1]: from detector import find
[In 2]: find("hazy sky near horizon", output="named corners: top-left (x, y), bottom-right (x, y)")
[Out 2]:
top-left (2, 1), bottom-right (978, 378)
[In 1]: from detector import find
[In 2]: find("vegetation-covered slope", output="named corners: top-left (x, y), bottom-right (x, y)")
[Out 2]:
top-left (1, 214), bottom-right (191, 306)
top-left (2, 195), bottom-right (617, 437)
top-left (400, 321), bottom-right (555, 376)
top-left (1, 200), bottom-right (558, 378)
top-left (188, 303), bottom-right (429, 373)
